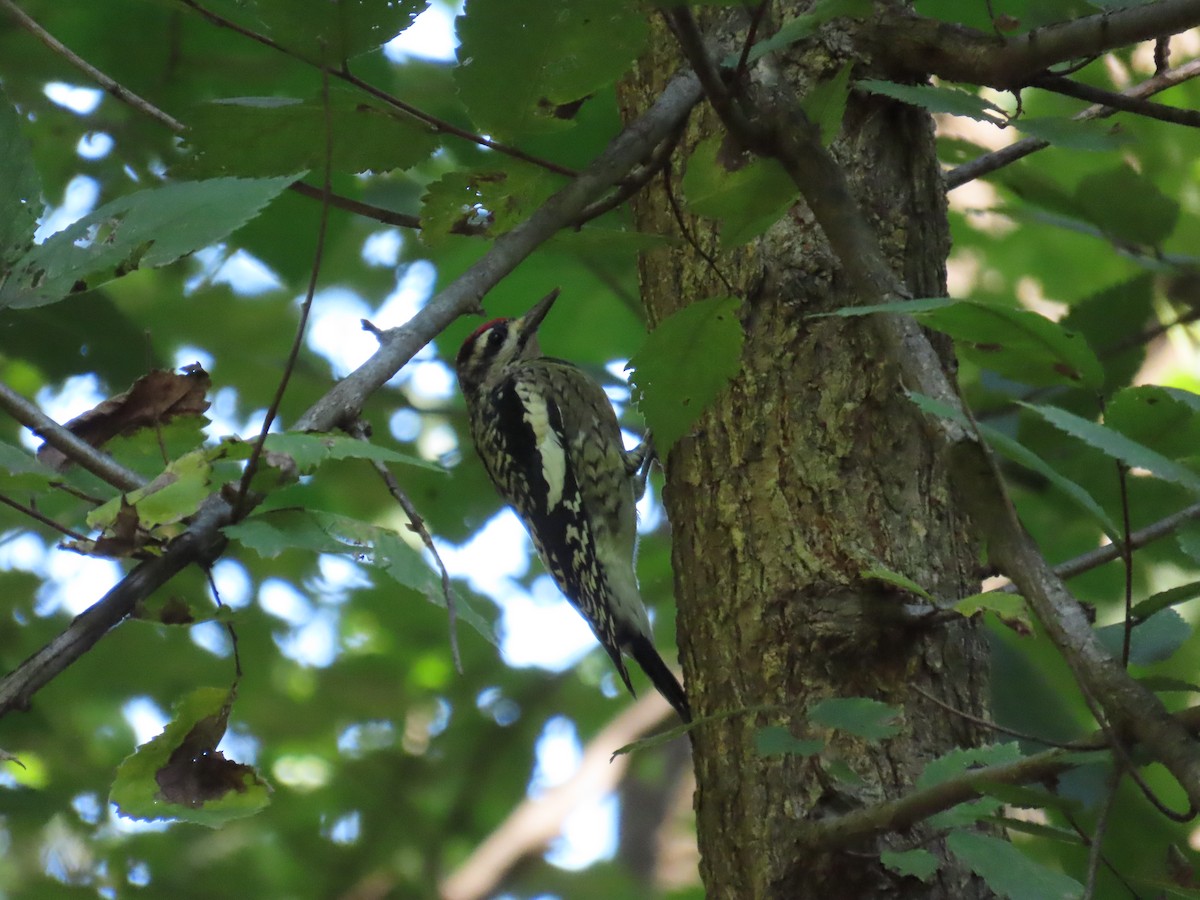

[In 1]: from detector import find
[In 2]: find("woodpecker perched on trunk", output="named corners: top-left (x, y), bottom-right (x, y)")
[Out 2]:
top-left (455, 289), bottom-right (690, 723)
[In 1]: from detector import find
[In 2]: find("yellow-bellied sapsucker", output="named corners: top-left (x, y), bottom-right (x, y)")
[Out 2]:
top-left (455, 289), bottom-right (690, 723)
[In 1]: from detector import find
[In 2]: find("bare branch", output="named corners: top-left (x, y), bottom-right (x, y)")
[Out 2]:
top-left (947, 57), bottom-right (1200, 188)
top-left (0, 495), bottom-right (231, 716)
top-left (866, 0), bottom-right (1200, 90)
top-left (1032, 71), bottom-right (1200, 128)
top-left (0, 382), bottom-right (144, 492)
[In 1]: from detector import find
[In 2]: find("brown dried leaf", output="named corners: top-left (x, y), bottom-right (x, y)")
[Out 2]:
top-left (38, 363), bottom-right (211, 471)
top-left (91, 497), bottom-right (151, 558)
top-left (154, 692), bottom-right (261, 808)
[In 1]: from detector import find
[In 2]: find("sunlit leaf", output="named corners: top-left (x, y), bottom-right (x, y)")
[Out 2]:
top-left (946, 830), bottom-right (1084, 900)
top-left (627, 296), bottom-right (744, 455)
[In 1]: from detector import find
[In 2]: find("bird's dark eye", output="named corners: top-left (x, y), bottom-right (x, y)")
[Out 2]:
top-left (485, 324), bottom-right (508, 352)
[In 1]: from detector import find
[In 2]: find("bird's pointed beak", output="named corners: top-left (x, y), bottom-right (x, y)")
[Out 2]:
top-left (518, 288), bottom-right (560, 335)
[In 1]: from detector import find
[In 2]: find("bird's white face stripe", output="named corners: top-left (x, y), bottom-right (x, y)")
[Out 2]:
top-left (516, 384), bottom-right (567, 510)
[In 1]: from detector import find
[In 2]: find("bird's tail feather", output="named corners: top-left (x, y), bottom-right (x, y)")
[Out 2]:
top-left (628, 635), bottom-right (691, 723)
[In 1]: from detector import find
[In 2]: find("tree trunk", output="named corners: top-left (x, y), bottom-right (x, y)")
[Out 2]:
top-left (622, 8), bottom-right (992, 898)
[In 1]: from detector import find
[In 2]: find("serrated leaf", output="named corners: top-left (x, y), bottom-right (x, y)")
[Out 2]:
top-left (0, 176), bottom-right (294, 310)
top-left (420, 167), bottom-right (559, 248)
top-left (111, 687), bottom-right (271, 827)
top-left (1075, 165), bottom-right (1179, 248)
top-left (1130, 581), bottom-right (1200, 620)
top-left (205, 0), bottom-right (427, 65)
top-left (801, 63), bottom-right (853, 146)
top-left (1096, 608), bottom-right (1192, 666)
top-left (88, 449), bottom-right (223, 532)
top-left (908, 392), bottom-right (1119, 539)
top-left (861, 565), bottom-right (935, 601)
top-left (455, 0), bottom-right (646, 139)
top-left (0, 89), bottom-right (42, 268)
top-left (226, 509), bottom-right (495, 643)
top-left (1021, 403), bottom-right (1200, 496)
top-left (627, 296), bottom-right (743, 455)
top-left (808, 697), bottom-right (901, 741)
top-left (825, 298), bottom-right (1103, 390)
top-left (742, 0), bottom-right (873, 63)
top-left (1010, 116), bottom-right (1125, 152)
top-left (954, 592), bottom-right (1032, 633)
top-left (946, 830), bottom-right (1083, 900)
top-left (182, 93), bottom-right (439, 178)
top-left (857, 80), bottom-right (1005, 123)
top-left (1179, 522), bottom-right (1200, 565)
top-left (754, 725), bottom-right (824, 757)
top-left (1104, 386), bottom-right (1200, 461)
top-left (223, 432), bottom-right (446, 475)
top-left (919, 743), bottom-right (1024, 789)
top-left (881, 849), bottom-right (939, 882)
top-left (681, 137), bottom-right (799, 247)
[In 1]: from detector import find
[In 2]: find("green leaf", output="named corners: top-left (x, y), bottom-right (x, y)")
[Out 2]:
top-left (221, 432), bottom-right (446, 475)
top-left (205, 0), bottom-right (428, 65)
top-left (182, 93), bottom-right (439, 178)
top-left (1074, 165), bottom-right (1179, 247)
top-left (1104, 386), bottom-right (1200, 461)
top-left (1060, 275), bottom-right (1154, 393)
top-left (226, 509), bottom-right (495, 643)
top-left (0, 89), bottom-right (42, 268)
top-left (0, 176), bottom-right (294, 310)
top-left (754, 725), bottom-right (824, 757)
top-left (111, 687), bottom-right (271, 827)
top-left (88, 449), bottom-right (225, 532)
top-left (1010, 116), bottom-right (1126, 152)
top-left (946, 830), bottom-right (1084, 900)
top-left (627, 296), bottom-right (743, 455)
top-left (681, 137), bottom-right (799, 248)
top-left (908, 392), bottom-right (1120, 539)
top-left (861, 565), bottom-right (935, 601)
top-left (420, 166), bottom-right (559, 248)
top-left (880, 849), bottom-right (939, 883)
top-left (1096, 608), bottom-right (1192, 666)
top-left (800, 63), bottom-right (853, 146)
top-left (1178, 522), bottom-right (1200, 565)
top-left (1021, 403), bottom-right (1200, 495)
top-left (742, 0), bottom-right (874, 63)
top-left (919, 743), bottom-right (1023, 789)
top-left (0, 439), bottom-right (56, 492)
top-left (808, 697), bottom-right (901, 741)
top-left (824, 298), bottom-right (1103, 390)
top-left (1130, 581), bottom-right (1200, 620)
top-left (455, 0), bottom-right (646, 139)
top-left (856, 79), bottom-right (1005, 123)
top-left (954, 592), bottom-right (1032, 633)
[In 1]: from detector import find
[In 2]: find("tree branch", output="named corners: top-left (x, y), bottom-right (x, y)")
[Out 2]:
top-left (1032, 71), bottom-right (1200, 128)
top-left (800, 704), bottom-right (1200, 852)
top-left (0, 381), bottom-right (144, 492)
top-left (867, 0), bottom-right (1200, 90)
top-left (947, 57), bottom-right (1200, 189)
top-left (672, 14), bottom-right (1200, 809)
top-left (440, 693), bottom-right (678, 900)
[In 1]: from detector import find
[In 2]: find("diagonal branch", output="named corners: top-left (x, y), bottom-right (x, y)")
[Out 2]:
top-left (1032, 71), bottom-right (1200, 128)
top-left (947, 57), bottom-right (1200, 189)
top-left (671, 10), bottom-right (1200, 809)
top-left (866, 0), bottom-right (1200, 90)
top-left (0, 381), bottom-right (144, 492)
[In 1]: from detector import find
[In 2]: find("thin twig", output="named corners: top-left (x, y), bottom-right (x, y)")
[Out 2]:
top-left (0, 382), bottom-right (144, 492)
top-left (1, 0), bottom-right (185, 131)
top-left (287, 181), bottom-right (422, 230)
top-left (1032, 72), bottom-right (1200, 128)
top-left (0, 492), bottom-right (88, 542)
top-left (948, 58), bottom-right (1200, 189)
top-left (234, 71), bottom-right (336, 511)
top-left (177, 0), bottom-right (578, 179)
top-left (1116, 460), bottom-right (1134, 668)
top-left (1082, 765), bottom-right (1123, 900)
top-left (911, 685), bottom-right (1093, 750)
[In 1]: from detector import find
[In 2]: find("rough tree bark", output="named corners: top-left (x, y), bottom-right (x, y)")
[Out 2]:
top-left (622, 7), bottom-right (991, 898)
